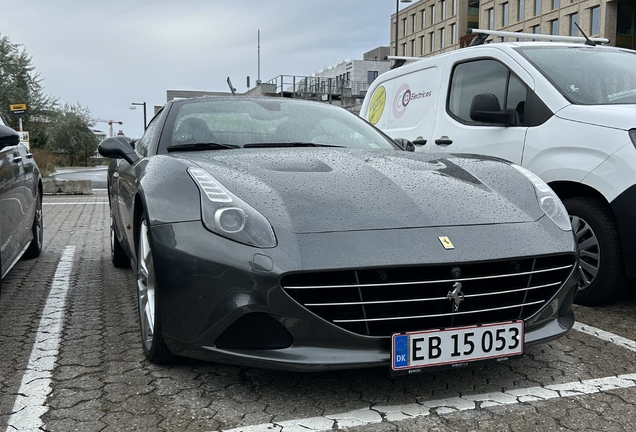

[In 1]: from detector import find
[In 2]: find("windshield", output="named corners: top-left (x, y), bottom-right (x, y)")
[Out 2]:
top-left (516, 46), bottom-right (636, 105)
top-left (159, 98), bottom-right (397, 153)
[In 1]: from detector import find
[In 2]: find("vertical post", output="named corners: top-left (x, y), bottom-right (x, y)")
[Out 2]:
top-left (395, 0), bottom-right (400, 57)
top-left (142, 102), bottom-right (147, 130)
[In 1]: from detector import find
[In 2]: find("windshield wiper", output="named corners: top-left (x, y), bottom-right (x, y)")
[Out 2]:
top-left (167, 143), bottom-right (240, 152)
top-left (243, 142), bottom-right (345, 148)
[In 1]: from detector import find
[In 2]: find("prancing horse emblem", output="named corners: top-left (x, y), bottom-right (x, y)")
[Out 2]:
top-left (447, 282), bottom-right (464, 312)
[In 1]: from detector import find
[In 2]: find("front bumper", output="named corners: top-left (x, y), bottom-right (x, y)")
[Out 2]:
top-left (150, 218), bottom-right (579, 371)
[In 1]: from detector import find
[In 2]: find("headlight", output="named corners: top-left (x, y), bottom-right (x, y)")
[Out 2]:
top-left (188, 168), bottom-right (277, 248)
top-left (511, 165), bottom-right (571, 231)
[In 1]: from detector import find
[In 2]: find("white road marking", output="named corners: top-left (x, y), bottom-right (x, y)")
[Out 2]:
top-left (220, 325), bottom-right (636, 432)
top-left (5, 247), bottom-right (76, 432)
top-left (573, 322), bottom-right (636, 352)
top-left (43, 202), bottom-right (108, 205)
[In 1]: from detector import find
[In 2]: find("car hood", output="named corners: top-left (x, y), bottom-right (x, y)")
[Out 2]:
top-left (555, 104), bottom-right (636, 130)
top-left (177, 149), bottom-right (541, 234)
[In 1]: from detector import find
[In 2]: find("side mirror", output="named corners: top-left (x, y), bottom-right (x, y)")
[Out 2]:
top-left (470, 93), bottom-right (520, 126)
top-left (393, 138), bottom-right (416, 152)
top-left (98, 136), bottom-right (140, 165)
top-left (0, 124), bottom-right (20, 150)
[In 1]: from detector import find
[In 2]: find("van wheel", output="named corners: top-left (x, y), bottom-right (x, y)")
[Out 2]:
top-left (564, 197), bottom-right (629, 306)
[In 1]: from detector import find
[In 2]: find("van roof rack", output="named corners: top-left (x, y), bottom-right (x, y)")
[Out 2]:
top-left (466, 28), bottom-right (610, 46)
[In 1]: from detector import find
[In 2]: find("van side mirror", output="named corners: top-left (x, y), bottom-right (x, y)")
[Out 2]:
top-left (470, 93), bottom-right (520, 126)
top-left (0, 124), bottom-right (20, 150)
top-left (393, 138), bottom-right (416, 152)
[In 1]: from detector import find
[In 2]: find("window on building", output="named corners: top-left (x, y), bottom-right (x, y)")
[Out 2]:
top-left (453, 0), bottom-right (457, 16)
top-left (421, 9), bottom-right (426, 28)
top-left (448, 59), bottom-right (528, 124)
top-left (442, 0), bottom-right (447, 19)
top-left (412, 14), bottom-right (417, 32)
top-left (519, 0), bottom-right (525, 21)
top-left (617, 4), bottom-right (634, 36)
top-left (346, 72), bottom-right (350, 83)
top-left (590, 6), bottom-right (600, 36)
top-left (488, 8), bottom-right (494, 30)
top-left (367, 71), bottom-right (379, 84)
top-left (402, 43), bottom-right (407, 56)
top-left (503, 3), bottom-right (509, 26)
top-left (551, 19), bottom-right (559, 35)
top-left (441, 27), bottom-right (446, 48)
top-left (552, 0), bottom-right (558, 9)
top-left (535, 0), bottom-right (541, 16)
top-left (533, 24), bottom-right (541, 35)
top-left (570, 13), bottom-right (578, 36)
top-left (402, 18), bottom-right (407, 36)
top-left (420, 35), bottom-right (426, 55)
top-left (430, 32), bottom-right (435, 52)
top-left (431, 4), bottom-right (436, 24)
top-left (411, 39), bottom-right (416, 56)
top-left (451, 23), bottom-right (457, 44)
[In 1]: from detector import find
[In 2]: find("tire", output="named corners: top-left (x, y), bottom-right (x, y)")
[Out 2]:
top-left (564, 196), bottom-right (629, 306)
top-left (110, 211), bottom-right (129, 268)
top-left (137, 212), bottom-right (174, 364)
top-left (23, 190), bottom-right (43, 259)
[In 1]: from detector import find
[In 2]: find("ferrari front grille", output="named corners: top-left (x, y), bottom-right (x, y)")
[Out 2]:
top-left (281, 254), bottom-right (576, 337)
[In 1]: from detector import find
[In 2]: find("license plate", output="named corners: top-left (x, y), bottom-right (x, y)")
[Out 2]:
top-left (391, 321), bottom-right (524, 374)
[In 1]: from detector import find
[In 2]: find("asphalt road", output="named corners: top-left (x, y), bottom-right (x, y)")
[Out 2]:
top-left (1, 192), bottom-right (636, 431)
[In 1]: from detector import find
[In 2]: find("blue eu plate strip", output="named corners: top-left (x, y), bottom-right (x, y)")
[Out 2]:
top-left (394, 335), bottom-right (408, 368)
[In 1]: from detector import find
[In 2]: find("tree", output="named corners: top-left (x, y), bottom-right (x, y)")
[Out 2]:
top-left (0, 32), bottom-right (57, 130)
top-left (50, 103), bottom-right (99, 166)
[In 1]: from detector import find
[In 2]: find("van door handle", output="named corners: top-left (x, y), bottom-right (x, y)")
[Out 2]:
top-left (26, 153), bottom-right (34, 159)
top-left (412, 138), bottom-right (427, 145)
top-left (13, 156), bottom-right (23, 163)
top-left (435, 136), bottom-right (453, 145)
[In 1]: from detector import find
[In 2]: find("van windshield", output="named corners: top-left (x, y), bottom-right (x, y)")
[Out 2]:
top-left (516, 46), bottom-right (636, 105)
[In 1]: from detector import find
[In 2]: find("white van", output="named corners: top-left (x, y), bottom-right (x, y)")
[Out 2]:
top-left (360, 29), bottom-right (636, 306)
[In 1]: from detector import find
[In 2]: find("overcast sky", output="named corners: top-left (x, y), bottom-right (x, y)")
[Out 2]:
top-left (0, 0), bottom-right (407, 138)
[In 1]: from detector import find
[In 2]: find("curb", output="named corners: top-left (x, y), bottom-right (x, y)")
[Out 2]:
top-left (43, 179), bottom-right (93, 195)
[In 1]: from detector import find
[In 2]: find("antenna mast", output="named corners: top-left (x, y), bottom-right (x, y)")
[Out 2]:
top-left (257, 29), bottom-right (261, 85)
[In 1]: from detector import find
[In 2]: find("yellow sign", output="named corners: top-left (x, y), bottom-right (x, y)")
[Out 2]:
top-left (368, 86), bottom-right (386, 125)
top-left (438, 236), bottom-right (454, 250)
top-left (10, 103), bottom-right (27, 111)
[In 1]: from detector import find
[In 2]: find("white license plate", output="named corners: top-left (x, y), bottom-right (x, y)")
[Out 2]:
top-left (391, 321), bottom-right (524, 373)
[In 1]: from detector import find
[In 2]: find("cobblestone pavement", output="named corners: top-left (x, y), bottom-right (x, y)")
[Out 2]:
top-left (1, 191), bottom-right (635, 431)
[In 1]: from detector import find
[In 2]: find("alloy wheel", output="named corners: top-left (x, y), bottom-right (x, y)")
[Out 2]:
top-left (137, 219), bottom-right (156, 351)
top-left (570, 214), bottom-right (600, 292)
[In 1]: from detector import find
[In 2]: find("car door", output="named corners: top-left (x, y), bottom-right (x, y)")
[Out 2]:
top-left (0, 143), bottom-right (25, 277)
top-left (428, 50), bottom-right (534, 164)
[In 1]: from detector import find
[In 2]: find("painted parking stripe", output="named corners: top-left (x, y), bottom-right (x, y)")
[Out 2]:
top-left (219, 373), bottom-right (636, 432)
top-left (220, 325), bottom-right (636, 432)
top-left (573, 322), bottom-right (636, 352)
top-left (5, 246), bottom-right (76, 432)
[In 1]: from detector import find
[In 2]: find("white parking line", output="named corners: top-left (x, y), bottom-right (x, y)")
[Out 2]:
top-left (219, 324), bottom-right (636, 432)
top-left (5, 247), bottom-right (76, 432)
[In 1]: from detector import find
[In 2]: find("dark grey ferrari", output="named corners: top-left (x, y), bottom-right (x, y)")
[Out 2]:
top-left (99, 97), bottom-right (579, 374)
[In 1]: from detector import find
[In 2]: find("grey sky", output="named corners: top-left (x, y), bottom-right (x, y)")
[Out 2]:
top-left (1, 0), bottom-right (405, 138)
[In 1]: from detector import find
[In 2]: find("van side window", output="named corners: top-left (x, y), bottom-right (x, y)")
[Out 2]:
top-left (448, 59), bottom-right (528, 124)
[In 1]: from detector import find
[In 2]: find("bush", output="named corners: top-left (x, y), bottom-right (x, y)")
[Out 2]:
top-left (32, 148), bottom-right (63, 178)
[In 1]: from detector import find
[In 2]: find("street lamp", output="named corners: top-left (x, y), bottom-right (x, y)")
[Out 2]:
top-left (395, 0), bottom-right (413, 57)
top-left (130, 102), bottom-right (147, 130)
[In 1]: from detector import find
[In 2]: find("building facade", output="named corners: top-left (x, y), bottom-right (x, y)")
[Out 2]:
top-left (393, 0), bottom-right (635, 59)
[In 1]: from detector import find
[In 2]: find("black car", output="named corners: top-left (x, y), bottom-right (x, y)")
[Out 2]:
top-left (100, 97), bottom-right (579, 374)
top-left (0, 119), bottom-right (43, 294)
